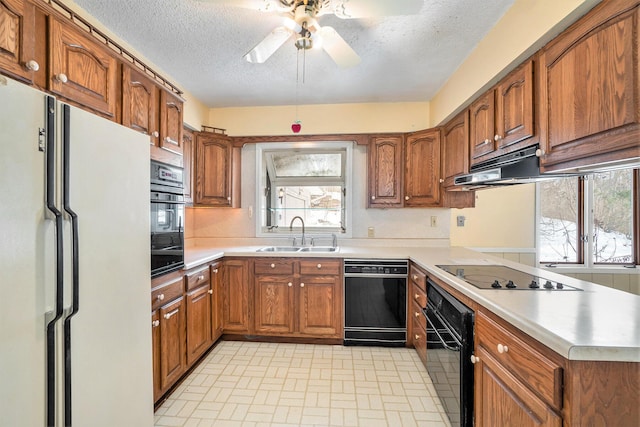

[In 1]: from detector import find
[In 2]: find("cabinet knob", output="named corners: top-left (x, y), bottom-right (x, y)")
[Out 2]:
top-left (414, 334), bottom-right (420, 341)
top-left (413, 274), bottom-right (418, 281)
top-left (414, 293), bottom-right (420, 300)
top-left (439, 179), bottom-right (444, 183)
top-left (414, 311), bottom-right (420, 318)
top-left (470, 355), bottom-right (480, 364)
top-left (156, 293), bottom-right (165, 301)
top-left (494, 134), bottom-right (503, 141)
top-left (24, 60), bottom-right (40, 71)
top-left (482, 138), bottom-right (490, 145)
top-left (288, 282), bottom-right (293, 287)
top-left (535, 148), bottom-right (545, 157)
top-left (227, 197), bottom-right (231, 202)
top-left (317, 263), bottom-right (322, 269)
top-left (55, 73), bottom-right (68, 83)
top-left (300, 283), bottom-right (305, 288)
top-left (212, 268), bottom-right (218, 274)
top-left (497, 343), bottom-right (509, 354)
top-left (198, 275), bottom-right (204, 281)
top-left (405, 195), bottom-right (410, 201)
top-left (270, 263), bottom-right (275, 268)
top-left (152, 131), bottom-right (159, 138)
top-left (152, 320), bottom-right (160, 328)
top-left (208, 289), bottom-right (213, 294)
top-left (371, 196), bottom-right (375, 200)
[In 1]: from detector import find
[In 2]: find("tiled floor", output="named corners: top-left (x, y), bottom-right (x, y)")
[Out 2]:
top-left (154, 341), bottom-right (452, 427)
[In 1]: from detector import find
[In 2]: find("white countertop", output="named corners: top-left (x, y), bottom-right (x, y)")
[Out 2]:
top-left (184, 243), bottom-right (640, 363)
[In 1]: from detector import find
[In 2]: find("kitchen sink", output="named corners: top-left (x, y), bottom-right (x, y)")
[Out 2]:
top-left (256, 246), bottom-right (339, 253)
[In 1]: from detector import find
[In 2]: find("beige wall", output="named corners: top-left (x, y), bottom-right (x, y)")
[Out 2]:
top-left (208, 102), bottom-right (430, 136)
top-left (429, 0), bottom-right (601, 126)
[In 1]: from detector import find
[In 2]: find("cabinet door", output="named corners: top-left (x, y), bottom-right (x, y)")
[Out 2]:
top-left (298, 275), bottom-right (341, 337)
top-left (159, 90), bottom-right (183, 155)
top-left (494, 60), bottom-right (534, 149)
top-left (368, 135), bottom-right (404, 207)
top-left (186, 284), bottom-right (213, 365)
top-left (474, 346), bottom-right (562, 427)
top-left (122, 66), bottom-right (159, 145)
top-left (254, 276), bottom-right (295, 335)
top-left (49, 19), bottom-right (118, 118)
top-left (441, 110), bottom-right (469, 186)
top-left (222, 259), bottom-right (250, 333)
top-left (183, 126), bottom-right (194, 204)
top-left (469, 91), bottom-right (496, 161)
top-left (210, 262), bottom-right (223, 340)
top-left (0, 0), bottom-right (37, 83)
top-left (151, 310), bottom-right (161, 402)
top-left (538, 0), bottom-right (640, 171)
top-left (159, 297), bottom-right (186, 392)
top-left (195, 133), bottom-right (233, 206)
top-left (404, 128), bottom-right (441, 207)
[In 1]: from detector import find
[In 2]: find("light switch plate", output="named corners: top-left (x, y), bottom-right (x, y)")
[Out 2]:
top-left (457, 215), bottom-right (466, 227)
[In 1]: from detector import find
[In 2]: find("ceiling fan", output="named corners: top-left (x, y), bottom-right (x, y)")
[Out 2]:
top-left (200, 0), bottom-right (424, 68)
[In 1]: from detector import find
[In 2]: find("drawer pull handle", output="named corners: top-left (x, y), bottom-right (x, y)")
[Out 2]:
top-left (25, 60), bottom-right (40, 71)
top-left (317, 263), bottom-right (322, 269)
top-left (163, 308), bottom-right (179, 320)
top-left (152, 320), bottom-right (160, 328)
top-left (470, 355), bottom-right (479, 364)
top-left (288, 282), bottom-right (293, 287)
top-left (208, 289), bottom-right (213, 294)
top-left (151, 131), bottom-right (159, 138)
top-left (494, 134), bottom-right (503, 142)
top-left (198, 275), bottom-right (204, 281)
top-left (414, 334), bottom-right (420, 341)
top-left (55, 73), bottom-right (68, 83)
top-left (156, 294), bottom-right (165, 301)
top-left (270, 263), bottom-right (275, 268)
top-left (300, 283), bottom-right (305, 288)
top-left (497, 344), bottom-right (509, 354)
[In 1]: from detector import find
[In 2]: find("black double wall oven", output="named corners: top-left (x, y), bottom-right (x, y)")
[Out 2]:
top-left (150, 161), bottom-right (185, 277)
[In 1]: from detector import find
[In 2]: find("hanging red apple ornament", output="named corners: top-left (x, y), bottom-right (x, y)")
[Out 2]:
top-left (291, 120), bottom-right (301, 133)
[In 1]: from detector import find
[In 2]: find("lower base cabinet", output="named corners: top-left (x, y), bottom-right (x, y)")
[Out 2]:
top-left (158, 297), bottom-right (187, 392)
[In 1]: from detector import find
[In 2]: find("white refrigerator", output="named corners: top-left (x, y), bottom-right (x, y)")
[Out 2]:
top-left (0, 75), bottom-right (154, 426)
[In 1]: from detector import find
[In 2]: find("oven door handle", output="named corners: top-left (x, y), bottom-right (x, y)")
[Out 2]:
top-left (425, 307), bottom-right (462, 351)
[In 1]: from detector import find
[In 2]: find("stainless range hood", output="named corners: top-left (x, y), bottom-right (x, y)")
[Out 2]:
top-left (454, 145), bottom-right (570, 189)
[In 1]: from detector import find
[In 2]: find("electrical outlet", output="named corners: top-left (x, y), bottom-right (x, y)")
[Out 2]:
top-left (430, 216), bottom-right (437, 227)
top-left (368, 227), bottom-right (375, 238)
top-left (457, 215), bottom-right (466, 227)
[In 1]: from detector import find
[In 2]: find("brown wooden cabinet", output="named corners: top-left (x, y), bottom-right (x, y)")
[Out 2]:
top-left (474, 310), bottom-right (564, 427)
top-left (195, 132), bottom-right (239, 207)
top-left (470, 59), bottom-right (536, 165)
top-left (159, 90), bottom-right (183, 155)
top-left (0, 0), bottom-right (38, 83)
top-left (210, 262), bottom-right (223, 341)
top-left (404, 128), bottom-right (442, 207)
top-left (222, 258), bottom-right (250, 334)
top-left (441, 110), bottom-right (470, 188)
top-left (158, 296), bottom-right (186, 392)
top-left (368, 135), bottom-right (404, 208)
top-left (538, 0), bottom-right (640, 172)
top-left (185, 267), bottom-right (213, 365)
top-left (151, 310), bottom-right (161, 402)
top-left (182, 126), bottom-right (195, 204)
top-left (253, 258), bottom-right (342, 339)
top-left (49, 18), bottom-right (119, 119)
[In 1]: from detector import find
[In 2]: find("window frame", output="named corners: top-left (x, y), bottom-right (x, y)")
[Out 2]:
top-left (536, 169), bottom-right (639, 268)
top-left (255, 141), bottom-right (353, 239)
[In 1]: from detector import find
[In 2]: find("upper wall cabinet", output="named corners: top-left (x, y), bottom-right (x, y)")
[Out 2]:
top-left (49, 18), bottom-right (119, 119)
top-left (182, 126), bottom-right (194, 204)
top-left (470, 59), bottom-right (536, 166)
top-left (538, 0), bottom-right (640, 172)
top-left (368, 135), bottom-right (404, 208)
top-left (442, 110), bottom-right (470, 188)
top-left (194, 132), bottom-right (240, 207)
top-left (159, 90), bottom-right (183, 156)
top-left (0, 0), bottom-right (38, 83)
top-left (404, 128), bottom-right (441, 207)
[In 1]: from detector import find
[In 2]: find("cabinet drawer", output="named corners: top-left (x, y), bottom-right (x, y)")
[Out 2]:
top-left (477, 311), bottom-right (563, 409)
top-left (410, 300), bottom-right (426, 331)
top-left (185, 267), bottom-right (210, 291)
top-left (151, 277), bottom-right (184, 311)
top-left (254, 259), bottom-right (294, 275)
top-left (409, 265), bottom-right (426, 291)
top-left (299, 259), bottom-right (341, 275)
top-left (412, 318), bottom-right (427, 367)
top-left (411, 283), bottom-right (426, 309)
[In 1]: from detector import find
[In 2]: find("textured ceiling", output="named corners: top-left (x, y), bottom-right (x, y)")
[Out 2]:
top-left (72, 0), bottom-right (515, 108)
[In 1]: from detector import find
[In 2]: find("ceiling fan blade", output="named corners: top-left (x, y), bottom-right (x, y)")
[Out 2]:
top-left (317, 26), bottom-right (361, 68)
top-left (198, 0), bottom-right (288, 13)
top-left (332, 0), bottom-right (423, 19)
top-left (244, 26), bottom-right (294, 63)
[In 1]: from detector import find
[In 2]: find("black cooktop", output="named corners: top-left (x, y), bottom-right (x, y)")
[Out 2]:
top-left (436, 265), bottom-right (582, 291)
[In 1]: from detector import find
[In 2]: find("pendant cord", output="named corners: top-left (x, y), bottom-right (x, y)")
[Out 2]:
top-left (295, 48), bottom-right (300, 121)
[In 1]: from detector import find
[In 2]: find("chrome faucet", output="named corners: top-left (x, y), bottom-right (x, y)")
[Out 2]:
top-left (289, 216), bottom-right (305, 246)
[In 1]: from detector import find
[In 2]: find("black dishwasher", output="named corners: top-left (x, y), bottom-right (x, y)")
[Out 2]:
top-left (425, 278), bottom-right (474, 427)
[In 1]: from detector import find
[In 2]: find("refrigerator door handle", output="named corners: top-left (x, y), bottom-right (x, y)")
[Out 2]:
top-left (61, 103), bottom-right (79, 427)
top-left (44, 95), bottom-right (64, 427)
